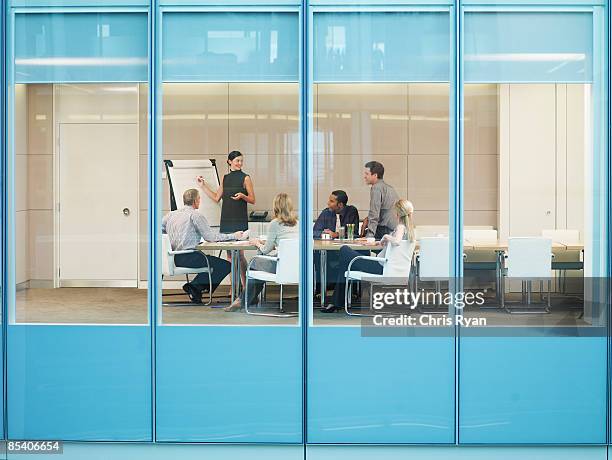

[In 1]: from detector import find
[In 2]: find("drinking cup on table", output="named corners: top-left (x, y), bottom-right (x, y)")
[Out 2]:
top-left (347, 224), bottom-right (354, 240)
top-left (321, 233), bottom-right (331, 240)
top-left (338, 227), bottom-right (346, 239)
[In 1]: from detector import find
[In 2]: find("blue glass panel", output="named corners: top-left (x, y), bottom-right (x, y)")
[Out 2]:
top-left (8, 326), bottom-right (151, 441)
top-left (162, 12), bottom-right (299, 82)
top-left (14, 13), bottom-right (148, 83)
top-left (313, 12), bottom-right (450, 82)
top-left (10, 0), bottom-right (148, 6)
top-left (460, 336), bottom-right (607, 444)
top-left (308, 328), bottom-right (455, 444)
top-left (464, 13), bottom-right (593, 83)
top-left (156, 327), bottom-right (302, 443)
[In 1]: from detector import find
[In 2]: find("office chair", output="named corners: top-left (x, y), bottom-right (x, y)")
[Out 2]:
top-left (502, 237), bottom-right (553, 314)
top-left (245, 238), bottom-right (299, 318)
top-left (344, 239), bottom-right (416, 317)
top-left (161, 234), bottom-right (213, 306)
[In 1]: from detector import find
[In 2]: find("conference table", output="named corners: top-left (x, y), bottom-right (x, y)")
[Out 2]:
top-left (315, 238), bottom-right (584, 307)
top-left (196, 240), bottom-right (258, 303)
top-left (196, 238), bottom-right (584, 306)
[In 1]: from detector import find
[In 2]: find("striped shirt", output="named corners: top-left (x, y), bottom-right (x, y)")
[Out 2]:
top-left (162, 206), bottom-right (235, 251)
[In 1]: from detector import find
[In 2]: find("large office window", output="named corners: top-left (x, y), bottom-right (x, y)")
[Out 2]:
top-left (8, 12), bottom-right (153, 442)
top-left (460, 12), bottom-right (606, 327)
top-left (155, 11), bottom-right (303, 443)
top-left (159, 12), bottom-right (301, 325)
top-left (311, 11), bottom-right (452, 324)
top-left (12, 13), bottom-right (149, 325)
top-left (458, 10), bottom-right (608, 445)
top-left (307, 10), bottom-right (456, 445)
top-left (161, 82), bottom-right (300, 325)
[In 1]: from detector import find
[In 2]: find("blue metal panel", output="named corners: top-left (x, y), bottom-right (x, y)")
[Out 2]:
top-left (310, 0), bottom-right (451, 5)
top-left (155, 326), bottom-right (303, 442)
top-left (0, 444), bottom-right (609, 460)
top-left (313, 11), bottom-right (450, 82)
top-left (0, 0), bottom-right (6, 442)
top-left (10, 1), bottom-right (148, 6)
top-left (14, 12), bottom-right (148, 82)
top-left (306, 445), bottom-right (608, 460)
top-left (462, 0), bottom-right (603, 5)
top-left (162, 12), bottom-right (299, 82)
top-left (459, 336), bottom-right (607, 444)
top-left (307, 327), bottom-right (455, 444)
top-left (160, 0), bottom-right (300, 5)
top-left (464, 12), bottom-right (593, 83)
top-left (7, 326), bottom-right (152, 441)
top-left (0, 338), bottom-right (4, 440)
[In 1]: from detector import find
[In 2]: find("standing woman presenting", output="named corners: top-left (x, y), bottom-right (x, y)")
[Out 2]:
top-left (197, 150), bottom-right (256, 287)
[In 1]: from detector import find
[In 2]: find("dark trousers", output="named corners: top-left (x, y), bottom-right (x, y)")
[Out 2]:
top-left (331, 245), bottom-right (383, 308)
top-left (375, 225), bottom-right (393, 240)
top-left (314, 250), bottom-right (340, 292)
top-left (240, 259), bottom-right (277, 306)
top-left (174, 252), bottom-right (231, 295)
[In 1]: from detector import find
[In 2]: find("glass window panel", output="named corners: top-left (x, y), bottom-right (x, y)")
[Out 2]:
top-left (313, 12), bottom-right (450, 82)
top-left (13, 83), bottom-right (149, 324)
top-left (312, 82), bottom-right (450, 324)
top-left (15, 13), bottom-right (148, 83)
top-left (461, 12), bottom-right (606, 330)
top-left (162, 12), bottom-right (299, 82)
top-left (160, 82), bottom-right (300, 325)
top-left (464, 12), bottom-right (593, 83)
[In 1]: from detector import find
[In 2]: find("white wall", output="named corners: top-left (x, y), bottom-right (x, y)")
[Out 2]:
top-left (16, 84), bottom-right (144, 286)
top-left (499, 84), bottom-right (587, 239)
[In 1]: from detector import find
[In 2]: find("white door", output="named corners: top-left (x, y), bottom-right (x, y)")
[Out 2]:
top-left (58, 123), bottom-right (138, 285)
top-left (508, 84), bottom-right (557, 236)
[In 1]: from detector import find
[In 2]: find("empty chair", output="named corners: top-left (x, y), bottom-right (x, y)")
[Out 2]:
top-left (417, 237), bottom-right (450, 281)
top-left (464, 228), bottom-right (498, 243)
top-left (502, 237), bottom-right (553, 313)
top-left (464, 229), bottom-right (499, 268)
top-left (415, 225), bottom-right (449, 239)
top-left (463, 229), bottom-right (500, 295)
top-left (344, 240), bottom-right (416, 316)
top-left (161, 234), bottom-right (213, 305)
top-left (542, 229), bottom-right (583, 292)
top-left (416, 237), bottom-right (450, 313)
top-left (245, 238), bottom-right (299, 317)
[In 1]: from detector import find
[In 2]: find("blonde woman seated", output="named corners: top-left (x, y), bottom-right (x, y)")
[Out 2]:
top-left (225, 192), bottom-right (299, 312)
top-left (321, 199), bottom-right (415, 313)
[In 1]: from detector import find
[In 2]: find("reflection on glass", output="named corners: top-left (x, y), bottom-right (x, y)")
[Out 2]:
top-left (312, 83), bottom-right (450, 325)
top-left (314, 12), bottom-right (450, 82)
top-left (162, 12), bottom-right (299, 81)
top-left (14, 83), bottom-right (148, 324)
top-left (160, 83), bottom-right (300, 325)
top-left (461, 83), bottom-right (603, 327)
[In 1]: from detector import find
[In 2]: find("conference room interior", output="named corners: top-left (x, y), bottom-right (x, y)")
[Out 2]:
top-left (311, 82), bottom-right (595, 326)
top-left (12, 81), bottom-right (599, 326)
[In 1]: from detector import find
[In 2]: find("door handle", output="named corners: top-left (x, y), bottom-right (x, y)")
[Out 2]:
top-left (123, 208), bottom-right (131, 216)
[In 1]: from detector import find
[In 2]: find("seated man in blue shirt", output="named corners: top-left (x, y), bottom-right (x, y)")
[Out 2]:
top-left (162, 188), bottom-right (244, 303)
top-left (313, 190), bottom-right (360, 296)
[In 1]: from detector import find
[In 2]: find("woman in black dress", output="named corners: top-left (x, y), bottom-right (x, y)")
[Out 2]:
top-left (197, 151), bottom-right (256, 286)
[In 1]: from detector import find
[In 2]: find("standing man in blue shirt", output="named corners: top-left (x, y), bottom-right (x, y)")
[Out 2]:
top-left (313, 190), bottom-right (360, 297)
